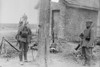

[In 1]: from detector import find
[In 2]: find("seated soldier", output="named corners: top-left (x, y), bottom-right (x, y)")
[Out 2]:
top-left (50, 42), bottom-right (58, 53)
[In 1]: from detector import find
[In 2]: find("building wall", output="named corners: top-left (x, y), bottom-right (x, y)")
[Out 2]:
top-left (65, 7), bottom-right (98, 41)
top-left (56, 5), bottom-right (98, 41)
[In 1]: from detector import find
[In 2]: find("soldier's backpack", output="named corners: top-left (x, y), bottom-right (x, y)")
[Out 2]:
top-left (20, 26), bottom-right (29, 38)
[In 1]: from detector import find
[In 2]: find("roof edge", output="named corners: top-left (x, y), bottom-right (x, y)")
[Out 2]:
top-left (62, 0), bottom-right (99, 11)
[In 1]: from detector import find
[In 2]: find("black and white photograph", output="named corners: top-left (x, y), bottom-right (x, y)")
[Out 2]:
top-left (0, 0), bottom-right (100, 67)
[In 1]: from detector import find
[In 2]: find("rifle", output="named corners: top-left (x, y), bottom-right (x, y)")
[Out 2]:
top-left (4, 38), bottom-right (20, 52)
top-left (75, 33), bottom-right (83, 50)
top-left (75, 22), bottom-right (94, 50)
top-left (75, 44), bottom-right (81, 50)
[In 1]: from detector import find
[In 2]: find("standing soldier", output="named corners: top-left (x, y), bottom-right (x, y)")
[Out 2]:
top-left (81, 21), bottom-right (94, 66)
top-left (16, 14), bottom-right (32, 65)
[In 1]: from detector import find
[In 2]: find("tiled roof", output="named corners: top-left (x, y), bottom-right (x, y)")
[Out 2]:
top-left (64, 0), bottom-right (99, 9)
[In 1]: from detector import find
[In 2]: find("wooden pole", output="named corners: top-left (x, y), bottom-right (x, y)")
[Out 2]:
top-left (0, 37), bottom-right (4, 54)
top-left (97, 0), bottom-right (100, 37)
top-left (38, 0), bottom-right (50, 67)
top-left (97, 1), bottom-right (100, 67)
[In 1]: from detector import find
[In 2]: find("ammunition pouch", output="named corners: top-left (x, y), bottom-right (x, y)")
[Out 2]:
top-left (85, 37), bottom-right (90, 41)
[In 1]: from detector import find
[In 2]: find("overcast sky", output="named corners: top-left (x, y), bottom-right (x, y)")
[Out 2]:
top-left (0, 0), bottom-right (39, 24)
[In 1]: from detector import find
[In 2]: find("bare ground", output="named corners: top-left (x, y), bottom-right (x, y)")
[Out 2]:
top-left (0, 29), bottom-right (100, 67)
top-left (0, 49), bottom-right (100, 67)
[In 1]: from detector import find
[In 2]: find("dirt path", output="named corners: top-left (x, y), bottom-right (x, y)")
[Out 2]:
top-left (0, 51), bottom-right (40, 67)
top-left (0, 51), bottom-right (100, 67)
top-left (0, 42), bottom-right (100, 67)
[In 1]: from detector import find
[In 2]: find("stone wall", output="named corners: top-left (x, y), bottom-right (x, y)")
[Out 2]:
top-left (50, 2), bottom-right (98, 41)
top-left (63, 6), bottom-right (98, 41)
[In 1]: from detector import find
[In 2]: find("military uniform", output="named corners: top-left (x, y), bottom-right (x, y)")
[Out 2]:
top-left (16, 25), bottom-right (32, 62)
top-left (81, 21), bottom-right (94, 65)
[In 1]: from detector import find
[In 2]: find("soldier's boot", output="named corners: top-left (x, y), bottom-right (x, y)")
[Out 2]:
top-left (83, 57), bottom-right (90, 66)
top-left (19, 51), bottom-right (23, 61)
top-left (24, 52), bottom-right (28, 62)
top-left (19, 52), bottom-right (24, 65)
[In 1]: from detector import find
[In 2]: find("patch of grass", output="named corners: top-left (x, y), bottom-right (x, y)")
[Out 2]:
top-left (0, 42), bottom-right (19, 58)
top-left (2, 49), bottom-right (19, 58)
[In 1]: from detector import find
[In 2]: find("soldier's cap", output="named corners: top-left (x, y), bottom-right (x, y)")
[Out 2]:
top-left (86, 21), bottom-right (93, 24)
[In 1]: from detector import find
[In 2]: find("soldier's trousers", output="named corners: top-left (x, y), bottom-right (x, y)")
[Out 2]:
top-left (19, 41), bottom-right (28, 61)
top-left (82, 46), bottom-right (92, 65)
